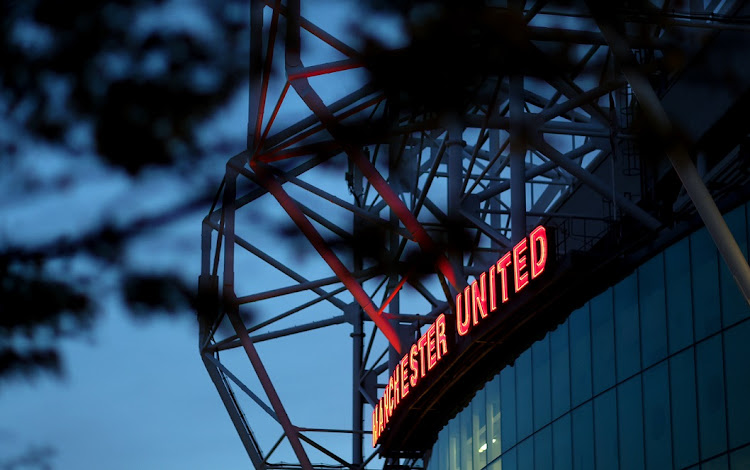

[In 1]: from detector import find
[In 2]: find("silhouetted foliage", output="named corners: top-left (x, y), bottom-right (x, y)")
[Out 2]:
top-left (1, 0), bottom-right (248, 381)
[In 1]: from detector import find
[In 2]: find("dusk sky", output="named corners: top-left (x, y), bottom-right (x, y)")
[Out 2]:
top-left (0, 1), bottom-right (409, 468)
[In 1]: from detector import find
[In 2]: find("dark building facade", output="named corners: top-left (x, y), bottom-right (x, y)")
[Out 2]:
top-left (424, 202), bottom-right (750, 470)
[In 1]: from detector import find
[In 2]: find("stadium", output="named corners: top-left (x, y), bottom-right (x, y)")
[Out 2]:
top-left (198, 1), bottom-right (750, 469)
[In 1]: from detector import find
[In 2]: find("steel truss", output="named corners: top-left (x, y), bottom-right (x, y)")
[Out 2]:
top-left (198, 1), bottom-right (750, 469)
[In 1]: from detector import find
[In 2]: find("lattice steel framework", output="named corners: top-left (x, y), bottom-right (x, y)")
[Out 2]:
top-left (198, 1), bottom-right (750, 469)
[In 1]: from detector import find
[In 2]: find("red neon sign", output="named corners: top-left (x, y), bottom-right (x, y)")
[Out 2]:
top-left (371, 225), bottom-right (550, 447)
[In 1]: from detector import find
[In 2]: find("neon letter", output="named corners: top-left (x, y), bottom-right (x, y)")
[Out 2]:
top-left (530, 225), bottom-right (547, 279)
top-left (513, 238), bottom-right (529, 293)
top-left (456, 286), bottom-right (471, 336)
top-left (409, 344), bottom-right (419, 387)
top-left (496, 253), bottom-right (512, 303)
top-left (489, 265), bottom-right (497, 312)
top-left (472, 272), bottom-right (488, 325)
top-left (400, 354), bottom-right (410, 398)
top-left (427, 323), bottom-right (437, 370)
top-left (436, 313), bottom-right (448, 360)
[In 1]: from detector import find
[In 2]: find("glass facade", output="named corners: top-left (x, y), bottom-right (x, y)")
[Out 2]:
top-left (427, 202), bottom-right (750, 470)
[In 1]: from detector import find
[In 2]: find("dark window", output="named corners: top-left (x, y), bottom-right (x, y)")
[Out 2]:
top-left (594, 389), bottom-right (618, 469)
top-left (720, 205), bottom-right (749, 327)
top-left (643, 362), bottom-right (672, 469)
top-left (570, 305), bottom-right (593, 407)
top-left (665, 237), bottom-right (693, 354)
top-left (591, 289), bottom-right (616, 394)
top-left (550, 321), bottom-right (571, 419)
top-left (534, 426), bottom-right (552, 470)
top-left (639, 253), bottom-right (668, 368)
top-left (669, 348), bottom-right (700, 469)
top-left (572, 402), bottom-right (595, 470)
top-left (691, 229), bottom-right (721, 341)
top-left (696, 335), bottom-right (727, 459)
top-left (552, 414), bottom-right (573, 470)
top-left (615, 273), bottom-right (641, 381)
top-left (618, 375), bottom-right (645, 470)
top-left (500, 366), bottom-right (517, 451)
top-left (724, 321), bottom-right (750, 449)
top-left (532, 337), bottom-right (552, 431)
top-left (516, 350), bottom-right (533, 440)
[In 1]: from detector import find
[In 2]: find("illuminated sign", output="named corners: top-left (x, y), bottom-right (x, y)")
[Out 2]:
top-left (371, 225), bottom-right (549, 447)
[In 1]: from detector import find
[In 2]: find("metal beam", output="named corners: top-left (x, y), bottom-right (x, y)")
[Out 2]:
top-left (592, 6), bottom-right (750, 305)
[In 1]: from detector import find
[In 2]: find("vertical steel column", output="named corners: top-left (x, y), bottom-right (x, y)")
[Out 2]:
top-left (352, 172), bottom-right (365, 468)
top-left (510, 75), bottom-right (526, 243)
top-left (489, 129), bottom-right (502, 249)
top-left (352, 306), bottom-right (364, 467)
top-left (593, 8), bottom-right (750, 305)
top-left (447, 121), bottom-right (465, 278)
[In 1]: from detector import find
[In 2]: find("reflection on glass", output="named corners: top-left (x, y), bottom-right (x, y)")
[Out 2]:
top-left (424, 201), bottom-right (750, 470)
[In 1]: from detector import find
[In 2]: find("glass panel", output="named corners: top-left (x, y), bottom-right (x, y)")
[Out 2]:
top-left (487, 458), bottom-right (503, 470)
top-left (572, 402), bottom-right (595, 470)
top-left (720, 205), bottom-right (749, 326)
top-left (594, 389), bottom-right (618, 469)
top-left (730, 445), bottom-right (750, 470)
top-left (449, 416), bottom-right (460, 470)
top-left (550, 321), bottom-right (571, 419)
top-left (618, 375), bottom-right (645, 470)
top-left (569, 305), bottom-right (592, 407)
top-left (691, 228), bottom-right (721, 341)
top-left (552, 414), bottom-right (573, 470)
top-left (440, 425), bottom-right (450, 470)
top-left (517, 437), bottom-right (533, 470)
top-left (702, 454), bottom-right (729, 470)
top-left (516, 350), bottom-right (533, 440)
top-left (501, 366), bottom-right (517, 451)
top-left (486, 375), bottom-right (502, 461)
top-left (532, 337), bottom-right (552, 431)
top-left (643, 362), bottom-right (672, 469)
top-left (666, 236), bottom-right (694, 354)
top-left (502, 447), bottom-right (517, 470)
top-left (461, 406), bottom-right (474, 470)
top-left (639, 253), bottom-right (668, 368)
top-left (724, 321), bottom-right (750, 448)
top-left (615, 272), bottom-right (641, 382)
top-left (428, 435), bottom-right (439, 470)
top-left (473, 387), bottom-right (487, 470)
top-left (670, 348), bottom-right (700, 469)
top-left (590, 289), bottom-right (616, 394)
top-left (696, 335), bottom-right (727, 459)
top-left (534, 426), bottom-right (552, 470)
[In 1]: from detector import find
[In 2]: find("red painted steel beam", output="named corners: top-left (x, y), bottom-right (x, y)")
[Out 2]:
top-left (250, 162), bottom-right (405, 354)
